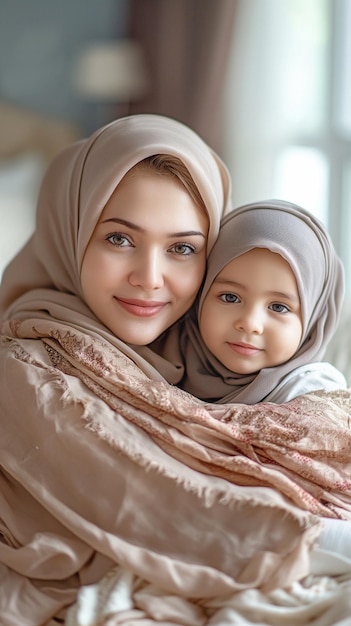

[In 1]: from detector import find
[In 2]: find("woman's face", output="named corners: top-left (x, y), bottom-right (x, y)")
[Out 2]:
top-left (81, 167), bottom-right (209, 344)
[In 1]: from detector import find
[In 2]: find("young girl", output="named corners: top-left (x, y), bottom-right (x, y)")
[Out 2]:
top-left (180, 199), bottom-right (347, 403)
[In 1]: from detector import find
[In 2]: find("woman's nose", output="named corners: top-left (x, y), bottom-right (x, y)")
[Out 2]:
top-left (234, 307), bottom-right (264, 334)
top-left (129, 249), bottom-right (164, 290)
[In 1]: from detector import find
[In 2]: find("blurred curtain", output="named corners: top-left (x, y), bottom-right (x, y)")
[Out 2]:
top-left (127, 0), bottom-right (237, 152)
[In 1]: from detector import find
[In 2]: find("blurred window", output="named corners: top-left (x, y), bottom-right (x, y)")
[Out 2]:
top-left (224, 0), bottom-right (351, 295)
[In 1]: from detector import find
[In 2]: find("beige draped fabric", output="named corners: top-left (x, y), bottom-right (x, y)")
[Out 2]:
top-left (64, 554), bottom-right (351, 626)
top-left (2, 316), bottom-right (351, 623)
top-left (0, 317), bottom-right (331, 624)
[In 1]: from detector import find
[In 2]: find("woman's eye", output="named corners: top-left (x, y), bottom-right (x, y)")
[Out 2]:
top-left (219, 293), bottom-right (240, 303)
top-left (106, 233), bottom-right (132, 247)
top-left (170, 243), bottom-right (196, 256)
top-left (270, 303), bottom-right (289, 314)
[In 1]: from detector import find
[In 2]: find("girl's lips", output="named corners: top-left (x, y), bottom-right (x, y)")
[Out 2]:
top-left (227, 342), bottom-right (262, 356)
top-left (116, 297), bottom-right (167, 317)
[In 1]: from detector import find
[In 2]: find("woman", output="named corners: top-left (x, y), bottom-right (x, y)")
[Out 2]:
top-left (0, 113), bottom-right (231, 377)
top-left (0, 116), bottom-right (342, 625)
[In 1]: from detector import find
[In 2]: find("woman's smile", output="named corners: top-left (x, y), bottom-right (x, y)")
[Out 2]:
top-left (115, 297), bottom-right (168, 317)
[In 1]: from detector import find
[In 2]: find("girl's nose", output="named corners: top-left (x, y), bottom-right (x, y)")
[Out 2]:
top-left (129, 249), bottom-right (164, 290)
top-left (234, 307), bottom-right (264, 334)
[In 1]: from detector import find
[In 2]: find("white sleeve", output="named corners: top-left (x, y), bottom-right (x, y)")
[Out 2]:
top-left (317, 518), bottom-right (351, 558)
top-left (264, 362), bottom-right (347, 403)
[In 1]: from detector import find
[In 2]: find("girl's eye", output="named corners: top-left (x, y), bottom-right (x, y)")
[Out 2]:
top-left (270, 303), bottom-right (290, 314)
top-left (219, 293), bottom-right (240, 304)
top-left (106, 233), bottom-right (132, 247)
top-left (170, 243), bottom-right (196, 256)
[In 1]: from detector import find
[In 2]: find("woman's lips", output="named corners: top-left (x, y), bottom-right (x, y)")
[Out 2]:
top-left (227, 342), bottom-right (262, 356)
top-left (116, 297), bottom-right (167, 317)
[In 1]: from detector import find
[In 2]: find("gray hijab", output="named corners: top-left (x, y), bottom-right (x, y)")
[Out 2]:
top-left (180, 200), bottom-right (345, 403)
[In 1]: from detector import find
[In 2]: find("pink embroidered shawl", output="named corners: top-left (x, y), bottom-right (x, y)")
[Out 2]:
top-left (1, 318), bottom-right (351, 623)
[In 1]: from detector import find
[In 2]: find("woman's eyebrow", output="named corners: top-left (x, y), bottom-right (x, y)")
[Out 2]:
top-left (101, 217), bottom-right (206, 238)
top-left (101, 218), bottom-right (143, 232)
top-left (171, 230), bottom-right (206, 238)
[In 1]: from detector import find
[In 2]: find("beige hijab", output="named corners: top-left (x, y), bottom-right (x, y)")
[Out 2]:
top-left (0, 114), bottom-right (231, 381)
top-left (181, 200), bottom-right (345, 403)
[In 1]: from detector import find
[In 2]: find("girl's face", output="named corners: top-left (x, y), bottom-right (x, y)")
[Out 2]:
top-left (81, 167), bottom-right (209, 345)
top-left (199, 247), bottom-right (303, 374)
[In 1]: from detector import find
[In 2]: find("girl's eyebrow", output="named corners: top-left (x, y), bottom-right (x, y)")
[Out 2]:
top-left (270, 290), bottom-right (300, 303)
top-left (101, 217), bottom-right (206, 238)
top-left (214, 278), bottom-right (300, 304)
top-left (214, 277), bottom-right (244, 288)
